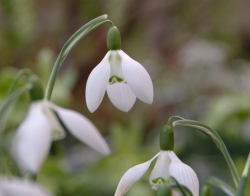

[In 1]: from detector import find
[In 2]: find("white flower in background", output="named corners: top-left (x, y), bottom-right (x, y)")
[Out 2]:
top-left (86, 50), bottom-right (153, 113)
top-left (114, 151), bottom-right (199, 196)
top-left (12, 100), bottom-right (110, 174)
top-left (0, 176), bottom-right (52, 196)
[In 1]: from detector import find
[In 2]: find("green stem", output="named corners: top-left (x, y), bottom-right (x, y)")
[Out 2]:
top-left (0, 84), bottom-right (32, 116)
top-left (7, 69), bottom-right (32, 95)
top-left (235, 153), bottom-right (250, 196)
top-left (44, 15), bottom-right (113, 100)
top-left (173, 120), bottom-right (240, 187)
top-left (167, 116), bottom-right (185, 127)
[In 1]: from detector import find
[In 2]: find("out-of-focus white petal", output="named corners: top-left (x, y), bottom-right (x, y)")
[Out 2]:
top-left (0, 177), bottom-right (53, 196)
top-left (50, 103), bottom-right (110, 155)
top-left (118, 50), bottom-right (153, 104)
top-left (149, 151), bottom-right (171, 188)
top-left (43, 101), bottom-right (65, 140)
top-left (172, 190), bottom-right (182, 196)
top-left (11, 101), bottom-right (52, 174)
top-left (115, 152), bottom-right (160, 196)
top-left (86, 51), bottom-right (111, 112)
top-left (107, 83), bottom-right (136, 112)
top-left (168, 151), bottom-right (199, 196)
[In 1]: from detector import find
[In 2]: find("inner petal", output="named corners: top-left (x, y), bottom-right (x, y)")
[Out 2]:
top-left (109, 51), bottom-right (124, 84)
top-left (149, 151), bottom-right (171, 189)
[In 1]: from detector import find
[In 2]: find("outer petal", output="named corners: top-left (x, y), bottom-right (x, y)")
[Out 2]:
top-left (49, 103), bottom-right (110, 155)
top-left (107, 83), bottom-right (136, 112)
top-left (149, 151), bottom-right (171, 188)
top-left (11, 101), bottom-right (52, 174)
top-left (115, 152), bottom-right (160, 196)
top-left (86, 51), bottom-right (111, 112)
top-left (118, 50), bottom-right (153, 104)
top-left (0, 177), bottom-right (52, 196)
top-left (168, 151), bottom-right (199, 196)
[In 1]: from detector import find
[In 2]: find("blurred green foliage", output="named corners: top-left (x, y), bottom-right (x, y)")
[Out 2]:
top-left (0, 0), bottom-right (250, 195)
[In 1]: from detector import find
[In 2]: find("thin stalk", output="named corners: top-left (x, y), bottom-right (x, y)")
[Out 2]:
top-left (45, 15), bottom-right (113, 100)
top-left (173, 120), bottom-right (240, 187)
top-left (7, 69), bottom-right (32, 95)
top-left (0, 84), bottom-right (32, 120)
top-left (235, 153), bottom-right (250, 196)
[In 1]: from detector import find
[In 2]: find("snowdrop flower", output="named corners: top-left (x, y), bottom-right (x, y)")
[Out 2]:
top-left (12, 100), bottom-right (110, 174)
top-left (0, 176), bottom-right (52, 196)
top-left (86, 26), bottom-right (153, 112)
top-left (114, 125), bottom-right (199, 196)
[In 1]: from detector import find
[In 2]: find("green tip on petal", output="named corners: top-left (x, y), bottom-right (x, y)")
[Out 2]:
top-left (28, 75), bottom-right (44, 101)
top-left (107, 26), bottom-right (121, 50)
top-left (160, 125), bottom-right (174, 151)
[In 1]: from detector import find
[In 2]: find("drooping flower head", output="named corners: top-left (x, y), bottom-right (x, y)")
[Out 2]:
top-left (11, 75), bottom-right (110, 174)
top-left (86, 26), bottom-right (154, 112)
top-left (114, 125), bottom-right (199, 196)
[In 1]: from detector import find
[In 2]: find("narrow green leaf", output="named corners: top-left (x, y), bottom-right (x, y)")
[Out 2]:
top-left (0, 84), bottom-right (32, 133)
top-left (207, 177), bottom-right (235, 196)
top-left (173, 119), bottom-right (240, 187)
top-left (235, 153), bottom-right (250, 196)
top-left (7, 68), bottom-right (32, 95)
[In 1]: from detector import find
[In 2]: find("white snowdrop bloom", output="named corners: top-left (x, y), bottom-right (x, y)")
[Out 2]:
top-left (12, 100), bottom-right (110, 174)
top-left (0, 176), bottom-right (52, 196)
top-left (114, 150), bottom-right (199, 196)
top-left (86, 26), bottom-right (153, 112)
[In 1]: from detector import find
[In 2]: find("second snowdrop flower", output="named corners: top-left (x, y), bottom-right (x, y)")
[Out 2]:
top-left (86, 26), bottom-right (153, 112)
top-left (114, 125), bottom-right (199, 196)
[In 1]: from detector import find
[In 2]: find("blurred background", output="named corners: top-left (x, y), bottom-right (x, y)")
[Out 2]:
top-left (0, 0), bottom-right (250, 195)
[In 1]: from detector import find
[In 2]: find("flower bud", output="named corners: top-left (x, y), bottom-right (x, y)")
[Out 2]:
top-left (107, 26), bottom-right (121, 50)
top-left (160, 125), bottom-right (174, 151)
top-left (28, 75), bottom-right (44, 101)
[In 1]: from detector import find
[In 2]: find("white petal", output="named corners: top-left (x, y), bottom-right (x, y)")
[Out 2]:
top-left (168, 151), bottom-right (199, 196)
top-left (11, 101), bottom-right (52, 174)
top-left (50, 103), bottom-right (110, 155)
top-left (0, 177), bottom-right (52, 196)
top-left (85, 51), bottom-right (111, 112)
top-left (107, 83), bottom-right (136, 112)
top-left (149, 151), bottom-right (171, 188)
top-left (115, 152), bottom-right (160, 196)
top-left (118, 50), bottom-right (153, 104)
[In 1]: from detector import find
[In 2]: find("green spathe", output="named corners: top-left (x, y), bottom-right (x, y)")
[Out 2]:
top-left (160, 125), bottom-right (174, 151)
top-left (107, 26), bottom-right (121, 50)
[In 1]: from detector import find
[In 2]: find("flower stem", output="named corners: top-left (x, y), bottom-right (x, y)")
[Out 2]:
top-left (0, 84), bottom-right (32, 133)
top-left (235, 153), bottom-right (250, 196)
top-left (167, 116), bottom-right (184, 127)
top-left (173, 119), bottom-right (240, 187)
top-left (44, 15), bottom-right (113, 100)
top-left (7, 68), bottom-right (32, 95)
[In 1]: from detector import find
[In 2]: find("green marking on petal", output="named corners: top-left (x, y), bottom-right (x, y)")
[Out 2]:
top-left (109, 76), bottom-right (124, 84)
top-left (152, 177), bottom-right (166, 184)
